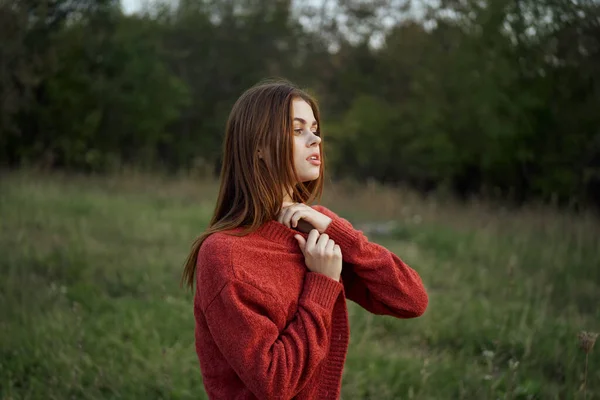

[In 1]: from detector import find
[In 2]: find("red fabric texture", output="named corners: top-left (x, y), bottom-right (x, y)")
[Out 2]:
top-left (194, 205), bottom-right (428, 399)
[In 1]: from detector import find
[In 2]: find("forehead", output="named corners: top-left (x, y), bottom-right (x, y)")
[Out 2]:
top-left (292, 99), bottom-right (316, 123)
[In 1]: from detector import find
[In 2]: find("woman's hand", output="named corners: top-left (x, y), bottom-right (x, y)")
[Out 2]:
top-left (279, 202), bottom-right (332, 233)
top-left (294, 230), bottom-right (342, 282)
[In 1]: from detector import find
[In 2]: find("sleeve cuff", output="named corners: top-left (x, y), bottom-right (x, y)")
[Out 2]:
top-left (300, 272), bottom-right (343, 310)
top-left (323, 216), bottom-right (360, 253)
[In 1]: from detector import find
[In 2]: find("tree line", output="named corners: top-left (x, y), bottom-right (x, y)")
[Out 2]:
top-left (1, 0), bottom-right (599, 206)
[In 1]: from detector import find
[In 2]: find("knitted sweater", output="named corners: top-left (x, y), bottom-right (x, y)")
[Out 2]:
top-left (194, 205), bottom-right (428, 400)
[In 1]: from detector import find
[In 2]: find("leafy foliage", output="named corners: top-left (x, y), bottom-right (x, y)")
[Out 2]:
top-left (1, 0), bottom-right (599, 205)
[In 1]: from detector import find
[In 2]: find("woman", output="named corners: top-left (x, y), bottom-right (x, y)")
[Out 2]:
top-left (182, 80), bottom-right (428, 400)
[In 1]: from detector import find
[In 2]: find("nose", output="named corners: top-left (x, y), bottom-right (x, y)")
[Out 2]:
top-left (307, 131), bottom-right (321, 147)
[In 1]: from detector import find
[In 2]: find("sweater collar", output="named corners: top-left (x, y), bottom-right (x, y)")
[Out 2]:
top-left (255, 220), bottom-right (307, 249)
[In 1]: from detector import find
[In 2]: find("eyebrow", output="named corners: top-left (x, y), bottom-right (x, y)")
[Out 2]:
top-left (293, 118), bottom-right (318, 126)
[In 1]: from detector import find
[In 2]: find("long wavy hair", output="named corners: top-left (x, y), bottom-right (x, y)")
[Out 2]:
top-left (181, 80), bottom-right (325, 289)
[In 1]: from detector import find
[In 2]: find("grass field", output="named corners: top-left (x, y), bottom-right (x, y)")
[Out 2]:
top-left (1, 171), bottom-right (599, 399)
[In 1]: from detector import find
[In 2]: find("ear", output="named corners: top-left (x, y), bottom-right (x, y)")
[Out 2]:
top-left (257, 149), bottom-right (264, 160)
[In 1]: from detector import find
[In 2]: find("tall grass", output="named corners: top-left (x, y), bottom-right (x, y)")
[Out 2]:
top-left (1, 171), bottom-right (598, 399)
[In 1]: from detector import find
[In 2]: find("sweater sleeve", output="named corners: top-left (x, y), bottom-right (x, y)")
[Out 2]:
top-left (203, 272), bottom-right (343, 400)
top-left (313, 205), bottom-right (428, 318)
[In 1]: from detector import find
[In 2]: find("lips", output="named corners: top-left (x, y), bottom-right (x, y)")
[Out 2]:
top-left (307, 153), bottom-right (321, 166)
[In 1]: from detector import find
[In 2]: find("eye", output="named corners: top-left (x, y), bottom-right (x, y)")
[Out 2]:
top-left (294, 128), bottom-right (303, 135)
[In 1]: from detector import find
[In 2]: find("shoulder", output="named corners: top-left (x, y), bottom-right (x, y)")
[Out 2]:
top-left (195, 231), bottom-right (239, 305)
top-left (196, 230), bottom-right (291, 316)
top-left (197, 231), bottom-right (236, 271)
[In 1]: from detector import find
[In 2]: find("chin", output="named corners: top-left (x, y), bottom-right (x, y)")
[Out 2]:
top-left (299, 174), bottom-right (320, 183)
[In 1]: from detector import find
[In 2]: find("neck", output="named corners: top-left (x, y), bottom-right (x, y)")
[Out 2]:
top-left (282, 187), bottom-right (294, 205)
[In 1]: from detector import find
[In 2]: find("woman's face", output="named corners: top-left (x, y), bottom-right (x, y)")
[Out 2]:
top-left (292, 98), bottom-right (321, 182)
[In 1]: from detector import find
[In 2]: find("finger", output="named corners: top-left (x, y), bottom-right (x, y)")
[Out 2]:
top-left (316, 233), bottom-right (329, 251)
top-left (325, 239), bottom-right (335, 254)
top-left (278, 203), bottom-right (294, 225)
top-left (306, 229), bottom-right (320, 251)
top-left (334, 244), bottom-right (342, 256)
top-left (281, 204), bottom-right (299, 228)
top-left (290, 210), bottom-right (305, 228)
top-left (294, 234), bottom-right (306, 253)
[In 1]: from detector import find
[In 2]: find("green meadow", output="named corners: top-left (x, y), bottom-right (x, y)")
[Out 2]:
top-left (1, 171), bottom-right (598, 399)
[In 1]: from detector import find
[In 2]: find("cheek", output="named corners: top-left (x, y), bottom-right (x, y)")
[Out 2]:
top-left (293, 139), bottom-right (304, 164)
top-left (294, 151), bottom-right (303, 168)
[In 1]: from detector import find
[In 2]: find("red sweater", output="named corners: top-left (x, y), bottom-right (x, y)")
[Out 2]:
top-left (194, 205), bottom-right (428, 400)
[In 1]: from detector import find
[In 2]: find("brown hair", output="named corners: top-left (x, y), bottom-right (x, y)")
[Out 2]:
top-left (181, 79), bottom-right (325, 289)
